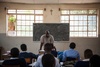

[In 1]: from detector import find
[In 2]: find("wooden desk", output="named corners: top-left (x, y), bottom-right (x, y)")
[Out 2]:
top-left (2, 51), bottom-right (11, 60)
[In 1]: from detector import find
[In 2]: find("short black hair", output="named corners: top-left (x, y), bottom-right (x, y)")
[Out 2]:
top-left (11, 47), bottom-right (19, 57)
top-left (84, 49), bottom-right (93, 59)
top-left (42, 54), bottom-right (55, 67)
top-left (44, 43), bottom-right (53, 52)
top-left (20, 44), bottom-right (27, 51)
top-left (69, 42), bottom-right (76, 49)
top-left (90, 54), bottom-right (100, 67)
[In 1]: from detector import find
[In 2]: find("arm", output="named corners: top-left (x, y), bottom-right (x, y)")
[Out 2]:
top-left (40, 43), bottom-right (43, 50)
top-left (40, 35), bottom-right (44, 50)
top-left (62, 51), bottom-right (66, 62)
top-left (35, 56), bottom-right (42, 67)
top-left (77, 52), bottom-right (80, 61)
top-left (50, 35), bottom-right (54, 43)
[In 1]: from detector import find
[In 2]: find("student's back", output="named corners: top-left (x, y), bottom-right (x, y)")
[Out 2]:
top-left (74, 61), bottom-right (89, 67)
top-left (19, 44), bottom-right (37, 64)
top-left (42, 54), bottom-right (55, 67)
top-left (90, 54), bottom-right (100, 67)
top-left (63, 42), bottom-right (80, 62)
top-left (19, 52), bottom-right (36, 59)
top-left (74, 49), bottom-right (93, 67)
top-left (2, 47), bottom-right (27, 67)
top-left (2, 58), bottom-right (27, 67)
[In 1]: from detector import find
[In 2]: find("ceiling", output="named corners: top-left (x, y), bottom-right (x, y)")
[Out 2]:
top-left (0, 0), bottom-right (100, 4)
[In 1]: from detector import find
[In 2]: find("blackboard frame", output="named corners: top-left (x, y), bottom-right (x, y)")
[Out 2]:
top-left (33, 23), bottom-right (69, 41)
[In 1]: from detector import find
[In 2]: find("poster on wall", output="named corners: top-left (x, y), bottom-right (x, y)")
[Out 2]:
top-left (7, 15), bottom-right (16, 36)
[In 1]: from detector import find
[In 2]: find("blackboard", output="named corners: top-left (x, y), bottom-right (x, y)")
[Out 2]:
top-left (33, 23), bottom-right (69, 41)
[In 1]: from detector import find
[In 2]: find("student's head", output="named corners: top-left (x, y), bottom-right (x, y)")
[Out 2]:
top-left (90, 54), bottom-right (100, 67)
top-left (69, 42), bottom-right (76, 49)
top-left (10, 47), bottom-right (19, 57)
top-left (44, 43), bottom-right (53, 53)
top-left (42, 54), bottom-right (55, 67)
top-left (20, 44), bottom-right (27, 51)
top-left (45, 30), bottom-right (50, 37)
top-left (84, 49), bottom-right (93, 59)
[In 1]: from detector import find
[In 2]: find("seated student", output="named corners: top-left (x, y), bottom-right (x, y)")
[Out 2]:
top-left (83, 49), bottom-right (93, 61)
top-left (90, 54), bottom-right (100, 67)
top-left (58, 51), bottom-right (63, 62)
top-left (35, 43), bottom-right (60, 67)
top-left (2, 47), bottom-right (27, 67)
top-left (42, 54), bottom-right (55, 67)
top-left (51, 45), bottom-right (58, 57)
top-left (19, 44), bottom-right (37, 64)
top-left (74, 49), bottom-right (93, 67)
top-left (63, 42), bottom-right (80, 62)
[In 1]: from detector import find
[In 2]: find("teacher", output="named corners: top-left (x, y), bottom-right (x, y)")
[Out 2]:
top-left (40, 30), bottom-right (54, 50)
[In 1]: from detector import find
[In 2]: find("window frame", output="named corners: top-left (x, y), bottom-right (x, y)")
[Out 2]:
top-left (6, 9), bottom-right (44, 37)
top-left (60, 9), bottom-right (98, 37)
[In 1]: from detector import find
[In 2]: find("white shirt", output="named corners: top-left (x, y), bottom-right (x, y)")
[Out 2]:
top-left (35, 54), bottom-right (60, 67)
top-left (40, 34), bottom-right (54, 47)
top-left (83, 59), bottom-right (89, 61)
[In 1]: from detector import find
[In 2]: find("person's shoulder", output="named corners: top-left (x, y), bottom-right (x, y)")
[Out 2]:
top-left (28, 52), bottom-right (36, 56)
top-left (74, 50), bottom-right (79, 53)
top-left (64, 50), bottom-right (69, 52)
top-left (19, 58), bottom-right (26, 63)
top-left (50, 34), bottom-right (53, 37)
top-left (27, 52), bottom-right (33, 54)
top-left (37, 54), bottom-right (43, 59)
top-left (40, 34), bottom-right (46, 38)
top-left (55, 57), bottom-right (59, 61)
top-left (20, 51), bottom-right (28, 54)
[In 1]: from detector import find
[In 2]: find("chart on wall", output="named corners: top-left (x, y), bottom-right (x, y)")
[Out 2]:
top-left (33, 23), bottom-right (69, 41)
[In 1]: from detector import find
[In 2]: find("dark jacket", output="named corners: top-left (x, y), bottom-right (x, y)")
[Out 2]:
top-left (2, 58), bottom-right (27, 67)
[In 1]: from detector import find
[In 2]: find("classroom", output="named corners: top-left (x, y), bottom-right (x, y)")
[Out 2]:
top-left (0, 0), bottom-right (100, 67)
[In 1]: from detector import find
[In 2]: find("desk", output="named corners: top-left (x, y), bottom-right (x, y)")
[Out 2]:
top-left (2, 53), bottom-right (11, 60)
top-left (0, 60), bottom-right (4, 65)
top-left (0, 47), bottom-right (2, 60)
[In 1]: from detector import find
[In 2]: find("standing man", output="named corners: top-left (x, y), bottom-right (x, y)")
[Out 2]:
top-left (40, 30), bottom-right (54, 50)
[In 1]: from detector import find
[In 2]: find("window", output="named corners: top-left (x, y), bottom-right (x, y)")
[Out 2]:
top-left (61, 9), bottom-right (98, 37)
top-left (7, 9), bottom-right (43, 37)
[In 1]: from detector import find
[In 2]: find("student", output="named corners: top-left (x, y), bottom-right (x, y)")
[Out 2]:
top-left (42, 54), bottom-right (55, 67)
top-left (40, 30), bottom-right (54, 50)
top-left (74, 49), bottom-right (93, 67)
top-left (19, 44), bottom-right (37, 64)
top-left (2, 47), bottom-right (27, 67)
top-left (35, 43), bottom-right (60, 67)
top-left (89, 54), bottom-right (100, 67)
top-left (83, 49), bottom-right (93, 61)
top-left (51, 45), bottom-right (57, 57)
top-left (63, 42), bottom-right (80, 62)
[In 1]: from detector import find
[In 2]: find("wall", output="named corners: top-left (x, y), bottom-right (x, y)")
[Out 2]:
top-left (0, 3), bottom-right (100, 59)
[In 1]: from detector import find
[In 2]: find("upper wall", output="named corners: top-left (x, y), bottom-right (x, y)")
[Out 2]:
top-left (0, 3), bottom-right (100, 34)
